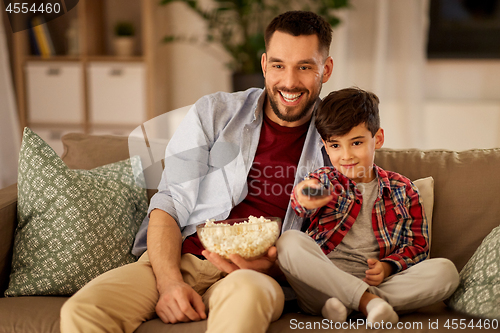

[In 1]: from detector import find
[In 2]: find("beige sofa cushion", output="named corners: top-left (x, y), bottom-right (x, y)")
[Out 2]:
top-left (61, 133), bottom-right (159, 200)
top-left (61, 133), bottom-right (130, 170)
top-left (0, 296), bottom-right (67, 333)
top-left (375, 148), bottom-right (500, 272)
top-left (60, 133), bottom-right (500, 272)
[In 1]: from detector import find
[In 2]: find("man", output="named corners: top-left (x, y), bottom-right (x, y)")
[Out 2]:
top-left (61, 11), bottom-right (334, 333)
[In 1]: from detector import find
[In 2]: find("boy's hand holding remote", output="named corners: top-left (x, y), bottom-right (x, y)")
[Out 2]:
top-left (294, 178), bottom-right (333, 210)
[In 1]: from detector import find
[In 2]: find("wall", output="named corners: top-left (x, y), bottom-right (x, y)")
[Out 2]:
top-left (423, 60), bottom-right (500, 150)
top-left (153, 2), bottom-right (231, 114)
top-left (6, 2), bottom-right (499, 151)
top-left (155, 3), bottom-right (500, 151)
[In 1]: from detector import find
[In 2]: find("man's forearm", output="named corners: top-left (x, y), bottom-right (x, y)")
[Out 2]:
top-left (147, 209), bottom-right (184, 293)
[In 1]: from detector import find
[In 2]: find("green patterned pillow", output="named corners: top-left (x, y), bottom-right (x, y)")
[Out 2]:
top-left (448, 226), bottom-right (500, 319)
top-left (5, 128), bottom-right (148, 296)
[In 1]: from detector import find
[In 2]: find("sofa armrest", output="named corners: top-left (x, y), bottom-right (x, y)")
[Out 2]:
top-left (0, 184), bottom-right (17, 296)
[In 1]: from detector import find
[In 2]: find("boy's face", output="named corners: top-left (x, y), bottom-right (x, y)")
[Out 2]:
top-left (322, 123), bottom-right (384, 183)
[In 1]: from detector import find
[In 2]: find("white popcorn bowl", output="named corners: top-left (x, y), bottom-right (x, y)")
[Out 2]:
top-left (196, 217), bottom-right (282, 260)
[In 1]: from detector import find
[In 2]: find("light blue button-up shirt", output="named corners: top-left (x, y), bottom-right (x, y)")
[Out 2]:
top-left (132, 88), bottom-right (324, 256)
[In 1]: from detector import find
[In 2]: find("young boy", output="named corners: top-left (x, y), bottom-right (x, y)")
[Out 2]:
top-left (276, 88), bottom-right (459, 325)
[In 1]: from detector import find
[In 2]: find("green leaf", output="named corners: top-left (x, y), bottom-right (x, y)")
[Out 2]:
top-left (163, 36), bottom-right (176, 43)
top-left (115, 22), bottom-right (135, 36)
top-left (327, 17), bottom-right (341, 27)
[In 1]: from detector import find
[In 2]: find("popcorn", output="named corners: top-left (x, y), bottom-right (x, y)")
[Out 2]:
top-left (197, 216), bottom-right (280, 259)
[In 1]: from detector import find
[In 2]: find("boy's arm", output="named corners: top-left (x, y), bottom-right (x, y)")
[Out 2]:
top-left (291, 169), bottom-right (334, 217)
top-left (291, 179), bottom-right (333, 215)
top-left (381, 181), bottom-right (429, 272)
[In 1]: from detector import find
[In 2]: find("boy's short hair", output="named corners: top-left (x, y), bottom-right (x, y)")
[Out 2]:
top-left (265, 11), bottom-right (332, 58)
top-left (315, 87), bottom-right (380, 141)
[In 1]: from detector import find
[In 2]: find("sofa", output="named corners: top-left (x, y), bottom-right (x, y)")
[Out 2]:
top-left (1, 131), bottom-right (499, 333)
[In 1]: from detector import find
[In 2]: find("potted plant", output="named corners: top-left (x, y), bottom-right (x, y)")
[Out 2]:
top-left (113, 21), bottom-right (136, 57)
top-left (160, 0), bottom-right (350, 91)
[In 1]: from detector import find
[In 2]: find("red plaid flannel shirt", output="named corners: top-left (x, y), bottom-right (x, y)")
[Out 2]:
top-left (291, 165), bottom-right (429, 273)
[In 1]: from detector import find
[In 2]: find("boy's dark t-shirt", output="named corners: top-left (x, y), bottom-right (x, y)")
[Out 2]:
top-left (181, 112), bottom-right (310, 256)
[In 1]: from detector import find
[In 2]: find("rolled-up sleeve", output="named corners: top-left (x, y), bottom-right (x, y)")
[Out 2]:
top-left (149, 99), bottom-right (215, 228)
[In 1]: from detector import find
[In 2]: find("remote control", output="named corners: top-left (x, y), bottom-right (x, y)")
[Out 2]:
top-left (301, 186), bottom-right (330, 198)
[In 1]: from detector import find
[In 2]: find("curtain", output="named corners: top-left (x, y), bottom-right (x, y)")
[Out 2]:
top-left (322, 0), bottom-right (429, 149)
top-left (0, 13), bottom-right (21, 189)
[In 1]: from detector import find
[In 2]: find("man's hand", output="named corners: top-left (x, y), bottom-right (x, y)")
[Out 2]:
top-left (295, 179), bottom-right (333, 210)
top-left (155, 279), bottom-right (206, 324)
top-left (363, 259), bottom-right (393, 286)
top-left (147, 209), bottom-right (206, 324)
top-left (202, 246), bottom-right (278, 275)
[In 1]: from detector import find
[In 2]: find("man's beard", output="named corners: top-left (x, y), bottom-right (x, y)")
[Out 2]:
top-left (266, 86), bottom-right (318, 123)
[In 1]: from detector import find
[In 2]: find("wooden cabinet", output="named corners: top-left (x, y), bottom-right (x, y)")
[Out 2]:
top-left (26, 61), bottom-right (84, 124)
top-left (12, 0), bottom-right (156, 144)
top-left (87, 62), bottom-right (146, 126)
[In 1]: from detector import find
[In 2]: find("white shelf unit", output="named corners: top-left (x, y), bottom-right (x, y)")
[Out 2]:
top-left (12, 0), bottom-right (157, 139)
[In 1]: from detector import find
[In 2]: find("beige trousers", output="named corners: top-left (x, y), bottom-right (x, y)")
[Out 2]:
top-left (277, 230), bottom-right (460, 316)
top-left (60, 252), bottom-right (284, 333)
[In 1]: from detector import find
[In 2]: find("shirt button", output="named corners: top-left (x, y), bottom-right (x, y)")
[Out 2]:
top-left (340, 226), bottom-right (346, 231)
top-left (335, 203), bottom-right (339, 208)
top-left (355, 199), bottom-right (361, 204)
top-left (397, 214), bottom-right (402, 219)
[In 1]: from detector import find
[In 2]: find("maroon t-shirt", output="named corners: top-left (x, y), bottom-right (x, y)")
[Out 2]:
top-left (181, 112), bottom-right (310, 256)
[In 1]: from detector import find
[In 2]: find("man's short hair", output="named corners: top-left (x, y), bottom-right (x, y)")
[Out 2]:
top-left (265, 11), bottom-right (332, 57)
top-left (315, 87), bottom-right (381, 141)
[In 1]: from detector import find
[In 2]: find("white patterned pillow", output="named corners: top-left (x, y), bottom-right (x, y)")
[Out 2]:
top-left (5, 128), bottom-right (148, 296)
top-left (448, 226), bottom-right (500, 319)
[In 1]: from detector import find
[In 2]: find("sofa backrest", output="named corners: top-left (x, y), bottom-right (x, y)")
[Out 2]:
top-left (0, 184), bottom-right (17, 294)
top-left (61, 133), bottom-right (158, 200)
top-left (61, 134), bottom-right (500, 272)
top-left (375, 148), bottom-right (500, 271)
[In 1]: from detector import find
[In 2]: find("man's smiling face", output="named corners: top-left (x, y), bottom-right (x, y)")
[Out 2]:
top-left (261, 31), bottom-right (333, 127)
